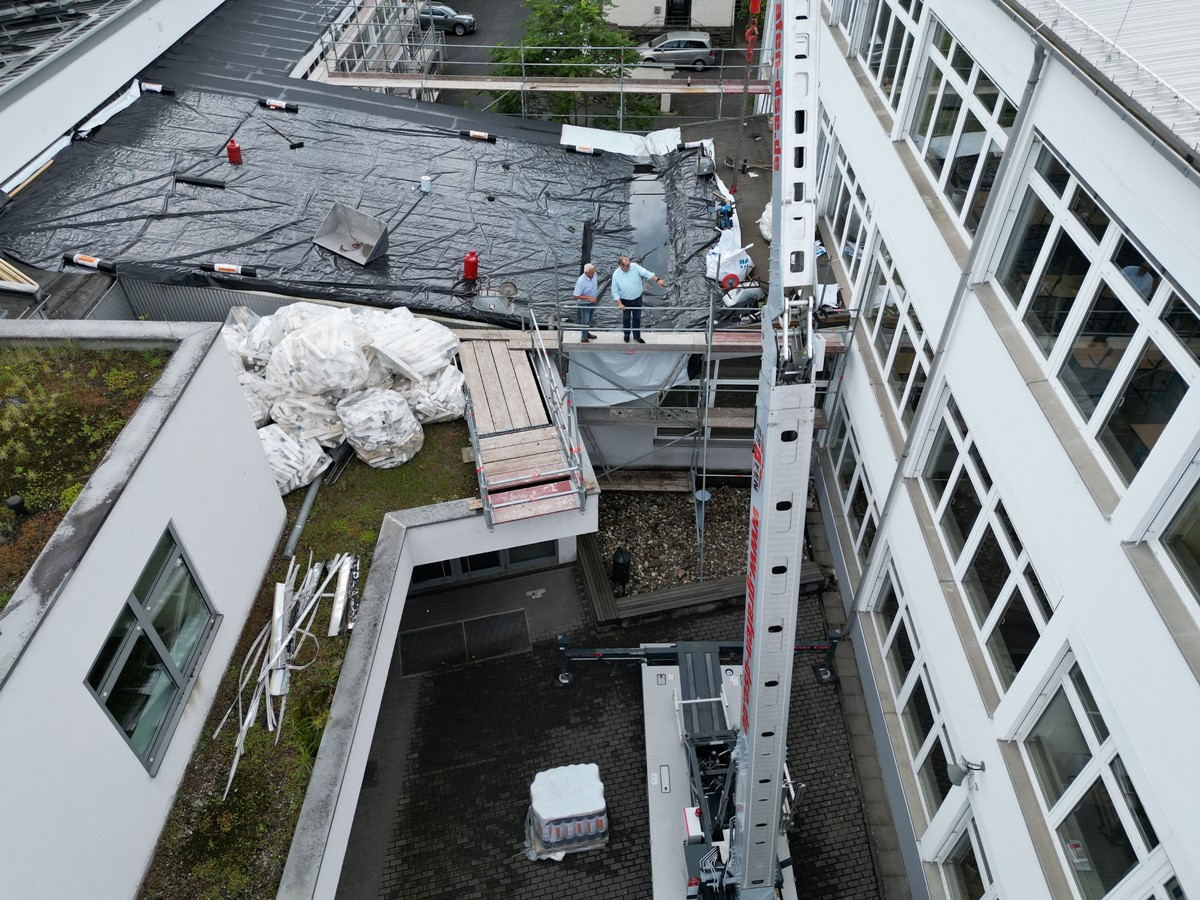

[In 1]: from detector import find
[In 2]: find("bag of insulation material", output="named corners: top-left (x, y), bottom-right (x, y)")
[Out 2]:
top-left (336, 388), bottom-right (424, 468)
top-left (238, 371), bottom-right (282, 427)
top-left (270, 392), bottom-right (345, 447)
top-left (241, 312), bottom-right (279, 370)
top-left (258, 424), bottom-right (331, 494)
top-left (372, 315), bottom-right (459, 382)
top-left (395, 365), bottom-right (466, 423)
top-left (273, 301), bottom-right (339, 335)
top-left (265, 312), bottom-right (369, 397)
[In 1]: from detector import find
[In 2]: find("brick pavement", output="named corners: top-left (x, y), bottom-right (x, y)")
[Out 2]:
top-left (339, 568), bottom-right (883, 900)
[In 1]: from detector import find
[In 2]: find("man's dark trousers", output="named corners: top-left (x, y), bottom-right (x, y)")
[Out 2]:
top-left (622, 295), bottom-right (643, 340)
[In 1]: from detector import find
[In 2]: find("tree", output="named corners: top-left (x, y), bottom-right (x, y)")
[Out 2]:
top-left (490, 0), bottom-right (660, 130)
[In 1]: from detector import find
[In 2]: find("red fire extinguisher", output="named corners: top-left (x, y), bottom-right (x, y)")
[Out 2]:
top-left (226, 139), bottom-right (243, 165)
top-left (463, 250), bottom-right (479, 281)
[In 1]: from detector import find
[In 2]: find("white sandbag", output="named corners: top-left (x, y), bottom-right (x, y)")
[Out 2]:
top-left (348, 306), bottom-right (399, 335)
top-left (241, 313), bottom-right (278, 369)
top-left (265, 313), bottom-right (370, 397)
top-left (397, 365), bottom-right (466, 423)
top-left (271, 392), bottom-right (345, 447)
top-left (336, 388), bottom-right (424, 468)
top-left (238, 371), bottom-right (283, 427)
top-left (705, 229), bottom-right (754, 286)
top-left (258, 424), bottom-right (331, 495)
top-left (274, 301), bottom-right (340, 335)
top-left (757, 202), bottom-right (772, 243)
top-left (373, 316), bottom-right (460, 382)
top-left (363, 347), bottom-right (395, 389)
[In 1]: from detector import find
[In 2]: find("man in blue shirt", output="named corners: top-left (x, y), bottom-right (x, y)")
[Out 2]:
top-left (573, 262), bottom-right (600, 342)
top-left (612, 254), bottom-right (667, 343)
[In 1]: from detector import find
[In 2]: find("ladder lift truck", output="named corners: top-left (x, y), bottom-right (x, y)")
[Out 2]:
top-left (557, 2), bottom-right (825, 896)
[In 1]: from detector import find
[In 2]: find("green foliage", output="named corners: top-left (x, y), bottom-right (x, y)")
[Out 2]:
top-left (490, 0), bottom-right (660, 129)
top-left (59, 483), bottom-right (84, 511)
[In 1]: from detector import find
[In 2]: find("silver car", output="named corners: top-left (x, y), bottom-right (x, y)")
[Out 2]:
top-left (419, 3), bottom-right (476, 36)
top-left (636, 31), bottom-right (716, 71)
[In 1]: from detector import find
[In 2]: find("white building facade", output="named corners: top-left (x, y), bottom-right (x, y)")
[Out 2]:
top-left (792, 1), bottom-right (1200, 899)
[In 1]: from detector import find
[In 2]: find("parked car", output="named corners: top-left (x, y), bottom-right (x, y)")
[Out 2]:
top-left (635, 31), bottom-right (716, 71)
top-left (419, 3), bottom-right (476, 35)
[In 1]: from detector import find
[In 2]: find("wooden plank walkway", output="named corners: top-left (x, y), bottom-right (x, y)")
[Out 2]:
top-left (459, 341), bottom-right (548, 437)
top-left (577, 533), bottom-right (620, 627)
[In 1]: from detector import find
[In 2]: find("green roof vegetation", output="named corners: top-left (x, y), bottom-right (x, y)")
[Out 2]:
top-left (140, 419), bottom-right (477, 900)
top-left (0, 343), bottom-right (171, 611)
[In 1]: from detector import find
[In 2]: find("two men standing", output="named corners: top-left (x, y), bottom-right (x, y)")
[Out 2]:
top-left (574, 255), bottom-right (668, 344)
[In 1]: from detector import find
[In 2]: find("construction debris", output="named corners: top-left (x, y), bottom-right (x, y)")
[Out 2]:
top-left (258, 424), bottom-right (331, 494)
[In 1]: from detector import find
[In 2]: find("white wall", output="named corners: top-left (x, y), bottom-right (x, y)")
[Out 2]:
top-left (609, 0), bottom-right (734, 31)
top-left (0, 338), bottom-right (284, 899)
top-left (0, 0), bottom-right (224, 184)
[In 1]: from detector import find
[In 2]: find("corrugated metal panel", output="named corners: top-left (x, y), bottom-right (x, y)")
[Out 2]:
top-left (121, 280), bottom-right (290, 322)
top-left (1023, 0), bottom-right (1200, 153)
top-left (85, 282), bottom-right (137, 321)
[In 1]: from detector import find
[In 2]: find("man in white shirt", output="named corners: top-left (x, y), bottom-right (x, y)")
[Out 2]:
top-left (573, 262), bottom-right (600, 342)
top-left (611, 254), bottom-right (667, 343)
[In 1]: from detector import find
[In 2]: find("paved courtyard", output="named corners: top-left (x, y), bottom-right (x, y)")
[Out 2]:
top-left (337, 563), bottom-right (884, 899)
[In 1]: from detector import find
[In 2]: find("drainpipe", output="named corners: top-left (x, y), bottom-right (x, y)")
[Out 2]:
top-left (845, 43), bottom-right (1047, 629)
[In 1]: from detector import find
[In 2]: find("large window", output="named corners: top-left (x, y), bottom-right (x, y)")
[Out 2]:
top-left (818, 114), bottom-right (874, 285)
top-left (87, 528), bottom-right (216, 773)
top-left (919, 394), bottom-right (1055, 691)
top-left (411, 540), bottom-right (559, 589)
top-left (825, 403), bottom-right (879, 568)
top-left (854, 0), bottom-right (924, 112)
top-left (870, 561), bottom-right (954, 820)
top-left (940, 817), bottom-right (1000, 900)
top-left (1020, 662), bottom-right (1180, 900)
top-left (994, 138), bottom-right (1198, 486)
top-left (906, 19), bottom-right (1017, 235)
top-left (860, 236), bottom-right (931, 429)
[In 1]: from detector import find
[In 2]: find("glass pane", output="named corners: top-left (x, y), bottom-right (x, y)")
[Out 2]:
top-left (1023, 229), bottom-right (1091, 356)
top-left (1165, 876), bottom-right (1187, 899)
top-left (1036, 143), bottom-right (1071, 195)
top-left (998, 187), bottom-right (1052, 305)
top-left (887, 325), bottom-right (918, 404)
top-left (88, 606), bottom-right (138, 692)
top-left (133, 531), bottom-right (177, 606)
top-left (882, 26), bottom-right (910, 102)
top-left (508, 540), bottom-right (557, 564)
top-left (1056, 780), bottom-right (1138, 900)
top-left (862, 256), bottom-right (890, 326)
top-left (1069, 664), bottom-right (1110, 743)
top-left (944, 828), bottom-right (987, 900)
top-left (1110, 756), bottom-right (1158, 850)
top-left (951, 44), bottom-right (973, 81)
top-left (940, 467), bottom-right (982, 560)
top-left (986, 591), bottom-right (1039, 689)
top-left (962, 526), bottom-right (1010, 625)
top-left (465, 550), bottom-right (502, 573)
top-left (104, 632), bottom-right (180, 761)
top-left (1161, 292), bottom-right (1200, 364)
top-left (918, 734), bottom-right (953, 814)
top-left (891, 33), bottom-right (915, 105)
top-left (902, 676), bottom-right (936, 752)
top-left (859, 515), bottom-right (877, 563)
top-left (944, 110), bottom-right (985, 214)
top-left (924, 83), bottom-right (963, 180)
top-left (1025, 564), bottom-right (1054, 621)
top-left (838, 438), bottom-right (858, 497)
top-left (847, 478), bottom-right (870, 537)
top-left (1163, 477), bottom-right (1200, 600)
top-left (864, 1), bottom-right (890, 74)
top-left (922, 421), bottom-right (958, 504)
top-left (973, 69), bottom-right (1000, 114)
top-left (412, 560), bottom-right (452, 584)
top-left (1069, 188), bottom-right (1109, 243)
top-left (146, 554), bottom-right (210, 670)
top-left (968, 444), bottom-right (991, 492)
top-left (1026, 687), bottom-right (1090, 806)
top-left (887, 617), bottom-right (917, 689)
top-left (1057, 281), bottom-right (1138, 419)
top-left (995, 501), bottom-right (1021, 555)
top-left (932, 20), bottom-right (952, 54)
top-left (877, 578), bottom-right (900, 634)
top-left (874, 288), bottom-right (901, 363)
top-left (1112, 237), bottom-right (1161, 302)
top-left (1097, 340), bottom-right (1188, 483)
top-left (904, 361), bottom-right (927, 427)
top-left (965, 141), bottom-right (1001, 235)
top-left (911, 66), bottom-right (945, 152)
top-left (997, 98), bottom-right (1017, 129)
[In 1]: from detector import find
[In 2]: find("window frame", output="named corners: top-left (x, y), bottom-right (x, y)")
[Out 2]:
top-left (936, 814), bottom-right (1001, 900)
top-left (85, 525), bottom-right (219, 775)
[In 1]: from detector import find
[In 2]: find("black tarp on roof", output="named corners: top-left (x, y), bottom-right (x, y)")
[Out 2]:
top-left (0, 90), bottom-right (722, 326)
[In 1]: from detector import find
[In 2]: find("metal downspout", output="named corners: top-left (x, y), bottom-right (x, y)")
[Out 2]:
top-left (846, 43), bottom-right (1047, 628)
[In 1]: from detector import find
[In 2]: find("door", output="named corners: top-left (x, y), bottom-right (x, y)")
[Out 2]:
top-left (665, 0), bottom-right (691, 27)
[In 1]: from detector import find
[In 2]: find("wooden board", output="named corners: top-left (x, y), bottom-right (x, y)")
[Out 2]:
top-left (472, 342), bottom-right (514, 433)
top-left (480, 436), bottom-right (560, 465)
top-left (478, 425), bottom-right (557, 452)
top-left (509, 349), bottom-right (549, 426)
top-left (488, 342), bottom-right (531, 430)
top-left (491, 481), bottom-right (581, 524)
top-left (484, 452), bottom-right (570, 482)
top-left (457, 348), bottom-right (494, 435)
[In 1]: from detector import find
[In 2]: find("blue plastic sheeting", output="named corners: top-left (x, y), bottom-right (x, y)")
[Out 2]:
top-left (0, 90), bottom-right (723, 326)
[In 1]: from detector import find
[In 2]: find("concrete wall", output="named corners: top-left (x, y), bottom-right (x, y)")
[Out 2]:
top-left (609, 0), bottom-right (734, 31)
top-left (0, 328), bottom-right (284, 899)
top-left (0, 0), bottom-right (224, 185)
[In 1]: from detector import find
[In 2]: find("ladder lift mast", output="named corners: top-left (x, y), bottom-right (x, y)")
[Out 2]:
top-left (728, 0), bottom-right (820, 896)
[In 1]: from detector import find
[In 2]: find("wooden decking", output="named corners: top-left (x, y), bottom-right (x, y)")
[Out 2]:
top-left (458, 335), bottom-right (583, 526)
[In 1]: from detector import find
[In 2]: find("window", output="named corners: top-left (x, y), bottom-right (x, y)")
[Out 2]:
top-left (824, 403), bottom-right (879, 567)
top-left (1160, 476), bottom-right (1200, 600)
top-left (1020, 662), bottom-right (1180, 900)
top-left (940, 818), bottom-right (999, 900)
top-left (992, 137), bottom-right (1197, 486)
top-left (818, 113), bottom-right (874, 284)
top-left (859, 236), bottom-right (931, 430)
top-left (854, 0), bottom-right (924, 112)
top-left (410, 541), bottom-right (560, 589)
top-left (906, 19), bottom-right (1016, 235)
top-left (920, 394), bottom-right (1055, 690)
top-left (870, 562), bottom-right (954, 819)
top-left (87, 528), bottom-right (216, 772)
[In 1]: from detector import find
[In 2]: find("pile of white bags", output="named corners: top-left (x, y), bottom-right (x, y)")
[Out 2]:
top-left (258, 424), bottom-right (332, 494)
top-left (336, 389), bottom-right (425, 468)
top-left (223, 302), bottom-right (465, 493)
